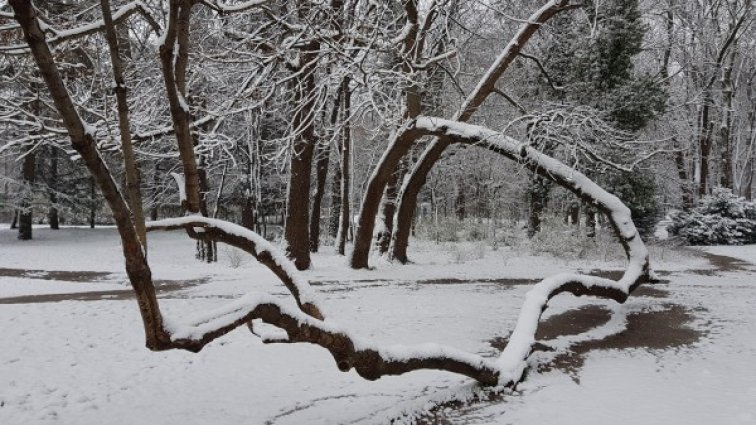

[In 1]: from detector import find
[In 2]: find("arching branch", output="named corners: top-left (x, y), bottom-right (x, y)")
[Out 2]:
top-left (147, 216), bottom-right (324, 320)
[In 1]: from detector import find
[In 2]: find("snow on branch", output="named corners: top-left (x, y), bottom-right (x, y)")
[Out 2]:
top-left (403, 116), bottom-right (652, 384)
top-left (1, 1), bottom-right (161, 54)
top-left (198, 0), bottom-right (269, 13)
top-left (146, 216), bottom-right (324, 320)
top-left (160, 291), bottom-right (501, 384)
top-left (154, 118), bottom-right (652, 388)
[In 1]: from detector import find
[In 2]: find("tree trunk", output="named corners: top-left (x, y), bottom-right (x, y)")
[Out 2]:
top-left (455, 179), bottom-right (466, 220)
top-left (329, 156), bottom-right (342, 240)
top-left (527, 176), bottom-right (550, 238)
top-left (336, 86), bottom-right (352, 256)
top-left (18, 149), bottom-right (35, 240)
top-left (151, 162), bottom-right (160, 221)
top-left (284, 48), bottom-right (318, 270)
top-left (674, 148), bottom-right (694, 209)
top-left (719, 51), bottom-right (736, 190)
top-left (375, 161), bottom-right (404, 254)
top-left (584, 205), bottom-right (596, 238)
top-left (10, 210), bottom-right (19, 229)
top-left (48, 145), bottom-right (59, 230)
top-left (89, 176), bottom-right (96, 229)
top-left (568, 203), bottom-right (580, 227)
top-left (101, 0), bottom-right (147, 250)
top-left (309, 140), bottom-right (330, 252)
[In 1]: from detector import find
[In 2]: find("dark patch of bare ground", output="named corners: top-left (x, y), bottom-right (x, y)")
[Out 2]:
top-left (0, 277), bottom-right (207, 304)
top-left (0, 267), bottom-right (112, 282)
top-left (413, 248), bottom-right (751, 425)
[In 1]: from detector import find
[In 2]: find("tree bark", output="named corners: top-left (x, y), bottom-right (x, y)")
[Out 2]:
top-left (336, 82), bottom-right (352, 256)
top-left (527, 176), bottom-right (550, 237)
top-left (284, 47), bottom-right (318, 270)
top-left (101, 0), bottom-right (147, 250)
top-left (48, 145), bottom-right (59, 230)
top-left (719, 51), bottom-right (736, 190)
top-left (158, 0), bottom-right (201, 214)
top-left (18, 148), bottom-right (35, 240)
top-left (309, 140), bottom-right (330, 252)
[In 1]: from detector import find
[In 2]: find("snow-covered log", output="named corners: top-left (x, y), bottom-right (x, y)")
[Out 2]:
top-left (160, 292), bottom-right (500, 384)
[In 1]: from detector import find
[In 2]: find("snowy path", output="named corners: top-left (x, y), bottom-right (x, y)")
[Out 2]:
top-left (1, 227), bottom-right (754, 424)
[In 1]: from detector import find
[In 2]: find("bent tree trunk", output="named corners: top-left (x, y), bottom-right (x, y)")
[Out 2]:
top-left (387, 0), bottom-right (574, 265)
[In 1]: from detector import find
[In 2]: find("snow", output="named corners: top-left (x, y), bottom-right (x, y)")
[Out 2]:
top-left (1, 226), bottom-right (753, 424)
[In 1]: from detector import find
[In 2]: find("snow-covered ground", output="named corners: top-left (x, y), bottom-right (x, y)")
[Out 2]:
top-left (1, 226), bottom-right (754, 424)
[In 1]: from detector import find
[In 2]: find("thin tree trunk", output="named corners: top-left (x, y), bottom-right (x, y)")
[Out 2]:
top-left (527, 176), bottom-right (550, 238)
top-left (375, 161), bottom-right (404, 254)
top-left (329, 154), bottom-right (342, 240)
top-left (89, 177), bottom-right (97, 228)
top-left (101, 0), bottom-right (147, 250)
top-left (699, 97), bottom-right (714, 197)
top-left (584, 205), bottom-right (596, 238)
top-left (18, 149), bottom-right (35, 240)
top-left (48, 145), bottom-right (59, 230)
top-left (151, 162), bottom-right (160, 221)
top-left (10, 209), bottom-right (19, 229)
top-left (336, 82), bottom-right (352, 256)
top-left (720, 51), bottom-right (736, 189)
top-left (309, 140), bottom-right (330, 252)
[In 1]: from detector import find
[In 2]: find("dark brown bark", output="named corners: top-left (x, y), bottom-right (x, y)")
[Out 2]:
top-left (309, 141), bottom-right (330, 252)
top-left (698, 98), bottom-right (714, 197)
top-left (674, 147), bottom-right (693, 209)
top-left (329, 151), bottom-right (342, 239)
top-left (89, 177), bottom-right (96, 229)
top-left (284, 50), bottom-right (318, 270)
top-left (242, 197), bottom-right (256, 230)
top-left (584, 205), bottom-right (596, 237)
top-left (18, 148), bottom-right (35, 240)
top-left (158, 0), bottom-right (201, 213)
top-left (527, 176), bottom-right (550, 238)
top-left (336, 82), bottom-right (352, 256)
top-left (719, 51), bottom-right (736, 190)
top-left (48, 146), bottom-right (59, 230)
top-left (350, 124), bottom-right (425, 268)
top-left (10, 210), bottom-right (19, 229)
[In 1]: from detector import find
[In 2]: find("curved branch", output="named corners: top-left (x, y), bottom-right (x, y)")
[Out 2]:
top-left (146, 216), bottom-right (324, 320)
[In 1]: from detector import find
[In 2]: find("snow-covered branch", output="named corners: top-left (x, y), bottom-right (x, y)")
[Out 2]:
top-left (146, 216), bottom-right (324, 320)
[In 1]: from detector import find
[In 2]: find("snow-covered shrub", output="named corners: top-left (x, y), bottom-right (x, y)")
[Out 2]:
top-left (223, 247), bottom-right (247, 268)
top-left (529, 219), bottom-right (624, 261)
top-left (447, 241), bottom-right (487, 264)
top-left (415, 217), bottom-right (459, 242)
top-left (667, 189), bottom-right (756, 245)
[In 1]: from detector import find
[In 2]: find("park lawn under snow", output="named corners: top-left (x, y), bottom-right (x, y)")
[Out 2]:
top-left (1, 226), bottom-right (755, 424)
